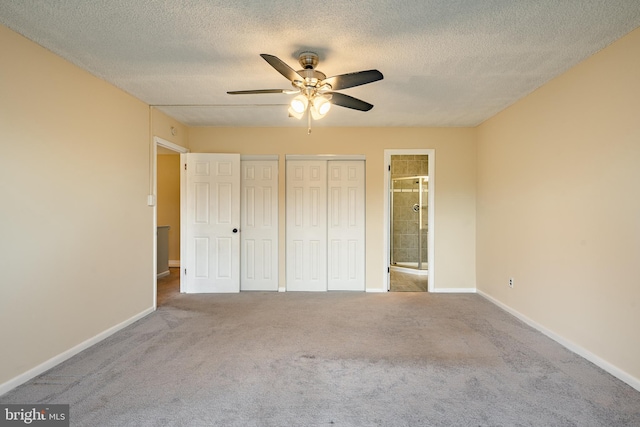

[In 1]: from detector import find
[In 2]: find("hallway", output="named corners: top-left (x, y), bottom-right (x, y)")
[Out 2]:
top-left (157, 267), bottom-right (180, 306)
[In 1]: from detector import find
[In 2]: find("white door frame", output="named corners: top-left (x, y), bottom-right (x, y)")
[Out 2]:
top-left (383, 149), bottom-right (435, 292)
top-left (151, 136), bottom-right (189, 309)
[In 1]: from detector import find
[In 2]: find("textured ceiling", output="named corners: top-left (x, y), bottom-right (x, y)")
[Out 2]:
top-left (2, 1), bottom-right (639, 128)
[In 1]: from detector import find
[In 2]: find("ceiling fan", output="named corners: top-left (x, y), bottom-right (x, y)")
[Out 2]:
top-left (227, 52), bottom-right (383, 130)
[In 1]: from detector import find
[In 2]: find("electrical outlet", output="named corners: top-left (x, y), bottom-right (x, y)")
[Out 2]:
top-left (509, 278), bottom-right (514, 288)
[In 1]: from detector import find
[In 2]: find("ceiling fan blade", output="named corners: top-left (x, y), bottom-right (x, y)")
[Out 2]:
top-left (328, 92), bottom-right (374, 112)
top-left (227, 89), bottom-right (298, 95)
top-left (260, 54), bottom-right (304, 82)
top-left (322, 70), bottom-right (383, 91)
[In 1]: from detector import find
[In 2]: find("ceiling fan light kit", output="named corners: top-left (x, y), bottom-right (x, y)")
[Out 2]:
top-left (312, 96), bottom-right (332, 116)
top-left (289, 94), bottom-right (308, 117)
top-left (228, 51), bottom-right (383, 132)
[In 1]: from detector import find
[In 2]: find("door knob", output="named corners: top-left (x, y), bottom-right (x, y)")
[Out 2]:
top-left (232, 228), bottom-right (238, 233)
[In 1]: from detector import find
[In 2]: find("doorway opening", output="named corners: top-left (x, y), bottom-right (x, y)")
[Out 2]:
top-left (152, 136), bottom-right (189, 308)
top-left (390, 175), bottom-right (429, 271)
top-left (384, 150), bottom-right (434, 292)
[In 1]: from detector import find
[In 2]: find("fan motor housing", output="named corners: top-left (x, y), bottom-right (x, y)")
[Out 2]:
top-left (298, 51), bottom-right (319, 69)
top-left (294, 52), bottom-right (326, 88)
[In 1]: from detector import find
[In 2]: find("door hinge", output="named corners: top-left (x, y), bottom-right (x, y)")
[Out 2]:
top-left (388, 267), bottom-right (390, 273)
top-left (184, 163), bottom-right (187, 170)
top-left (388, 164), bottom-right (391, 171)
top-left (184, 268), bottom-right (187, 276)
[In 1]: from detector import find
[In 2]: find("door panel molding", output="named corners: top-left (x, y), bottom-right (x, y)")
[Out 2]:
top-left (184, 153), bottom-right (241, 293)
top-left (286, 158), bottom-right (365, 292)
top-left (286, 160), bottom-right (328, 291)
top-left (327, 160), bottom-right (365, 291)
top-left (240, 159), bottom-right (279, 291)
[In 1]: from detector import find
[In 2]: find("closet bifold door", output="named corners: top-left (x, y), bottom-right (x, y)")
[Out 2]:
top-left (327, 160), bottom-right (365, 291)
top-left (286, 160), bottom-right (328, 291)
top-left (286, 158), bottom-right (365, 292)
top-left (240, 159), bottom-right (279, 291)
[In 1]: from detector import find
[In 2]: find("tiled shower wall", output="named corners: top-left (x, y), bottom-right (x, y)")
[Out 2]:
top-left (391, 155), bottom-right (429, 179)
top-left (391, 155), bottom-right (428, 266)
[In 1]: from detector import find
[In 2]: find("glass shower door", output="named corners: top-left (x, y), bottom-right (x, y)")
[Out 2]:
top-left (419, 177), bottom-right (428, 271)
top-left (390, 176), bottom-right (427, 270)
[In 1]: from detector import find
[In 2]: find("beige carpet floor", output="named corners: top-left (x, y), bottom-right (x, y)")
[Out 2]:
top-left (2, 270), bottom-right (639, 426)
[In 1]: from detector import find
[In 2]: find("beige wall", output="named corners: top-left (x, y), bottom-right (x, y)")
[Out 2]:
top-left (476, 28), bottom-right (640, 382)
top-left (152, 108), bottom-right (189, 148)
top-left (152, 108), bottom-right (188, 265)
top-left (157, 155), bottom-right (181, 262)
top-left (188, 127), bottom-right (477, 291)
top-left (0, 25), bottom-right (154, 387)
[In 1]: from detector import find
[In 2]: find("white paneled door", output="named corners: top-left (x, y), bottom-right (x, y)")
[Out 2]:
top-left (327, 161), bottom-right (365, 291)
top-left (286, 159), bottom-right (365, 292)
top-left (184, 153), bottom-right (241, 293)
top-left (241, 160), bottom-right (279, 291)
top-left (286, 160), bottom-right (328, 291)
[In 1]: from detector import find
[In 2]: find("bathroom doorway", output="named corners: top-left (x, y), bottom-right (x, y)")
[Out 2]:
top-left (384, 150), bottom-right (434, 292)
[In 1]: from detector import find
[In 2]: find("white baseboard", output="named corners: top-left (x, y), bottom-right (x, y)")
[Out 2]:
top-left (477, 290), bottom-right (640, 393)
top-left (157, 270), bottom-right (170, 279)
top-left (168, 260), bottom-right (180, 268)
top-left (431, 287), bottom-right (477, 293)
top-left (0, 307), bottom-right (155, 396)
top-left (278, 287), bottom-right (383, 293)
top-left (365, 287), bottom-right (476, 293)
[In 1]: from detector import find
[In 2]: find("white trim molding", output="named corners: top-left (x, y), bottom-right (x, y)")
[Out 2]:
top-left (154, 136), bottom-right (189, 153)
top-left (241, 154), bottom-right (279, 161)
top-left (152, 136), bottom-right (189, 307)
top-left (431, 288), bottom-right (476, 293)
top-left (285, 154), bottom-right (365, 161)
top-left (478, 290), bottom-right (640, 393)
